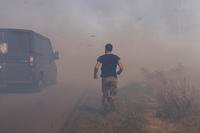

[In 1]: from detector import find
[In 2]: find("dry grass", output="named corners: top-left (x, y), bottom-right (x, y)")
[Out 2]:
top-left (61, 65), bottom-right (200, 133)
top-left (62, 83), bottom-right (149, 133)
top-left (142, 65), bottom-right (200, 122)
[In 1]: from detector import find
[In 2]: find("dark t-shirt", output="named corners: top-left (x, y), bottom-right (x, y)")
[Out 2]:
top-left (97, 54), bottom-right (120, 78)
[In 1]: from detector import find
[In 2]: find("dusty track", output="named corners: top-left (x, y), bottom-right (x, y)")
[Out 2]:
top-left (59, 89), bottom-right (89, 133)
top-left (0, 82), bottom-right (85, 133)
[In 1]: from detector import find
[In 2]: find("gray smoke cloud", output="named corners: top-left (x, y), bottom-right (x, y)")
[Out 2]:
top-left (1, 0), bottom-right (200, 86)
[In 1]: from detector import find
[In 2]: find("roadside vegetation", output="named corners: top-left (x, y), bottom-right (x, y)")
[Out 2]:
top-left (62, 64), bottom-right (200, 133)
top-left (64, 83), bottom-right (148, 133)
top-left (142, 64), bottom-right (200, 133)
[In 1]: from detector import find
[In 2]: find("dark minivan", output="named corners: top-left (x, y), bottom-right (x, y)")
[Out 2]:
top-left (0, 29), bottom-right (59, 88)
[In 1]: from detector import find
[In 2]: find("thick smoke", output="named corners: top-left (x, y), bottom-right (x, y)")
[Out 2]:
top-left (0, 0), bottom-right (200, 86)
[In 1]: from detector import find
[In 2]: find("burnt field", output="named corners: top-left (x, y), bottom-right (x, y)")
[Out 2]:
top-left (0, 67), bottom-right (200, 133)
top-left (1, 80), bottom-right (199, 133)
top-left (61, 84), bottom-right (200, 133)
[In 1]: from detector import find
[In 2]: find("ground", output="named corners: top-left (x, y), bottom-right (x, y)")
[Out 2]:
top-left (0, 82), bottom-right (85, 133)
top-left (61, 82), bottom-right (200, 133)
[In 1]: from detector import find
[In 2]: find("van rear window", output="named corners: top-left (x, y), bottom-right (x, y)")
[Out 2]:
top-left (6, 31), bottom-right (30, 57)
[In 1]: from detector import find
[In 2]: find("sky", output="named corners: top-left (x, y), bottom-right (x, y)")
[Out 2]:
top-left (1, 0), bottom-right (200, 86)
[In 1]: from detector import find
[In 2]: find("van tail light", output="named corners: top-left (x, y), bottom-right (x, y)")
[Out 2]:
top-left (29, 55), bottom-right (34, 66)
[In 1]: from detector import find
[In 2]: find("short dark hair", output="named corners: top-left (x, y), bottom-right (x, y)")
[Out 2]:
top-left (105, 43), bottom-right (113, 51)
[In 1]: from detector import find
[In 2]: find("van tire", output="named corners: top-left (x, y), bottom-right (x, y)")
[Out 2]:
top-left (32, 73), bottom-right (44, 89)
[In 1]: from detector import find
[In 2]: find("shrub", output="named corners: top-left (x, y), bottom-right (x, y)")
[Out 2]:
top-left (141, 65), bottom-right (200, 122)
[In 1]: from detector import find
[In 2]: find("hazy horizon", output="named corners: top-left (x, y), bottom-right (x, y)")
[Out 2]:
top-left (1, 0), bottom-right (200, 87)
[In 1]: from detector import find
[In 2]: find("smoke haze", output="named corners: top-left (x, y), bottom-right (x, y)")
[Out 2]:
top-left (1, 0), bottom-right (200, 87)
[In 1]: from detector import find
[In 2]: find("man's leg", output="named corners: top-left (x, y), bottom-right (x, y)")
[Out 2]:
top-left (102, 77), bottom-right (118, 111)
top-left (110, 77), bottom-right (118, 111)
top-left (101, 78), bottom-right (107, 106)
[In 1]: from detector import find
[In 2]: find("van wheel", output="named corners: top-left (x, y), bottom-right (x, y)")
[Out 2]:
top-left (38, 79), bottom-right (44, 88)
top-left (32, 73), bottom-right (44, 89)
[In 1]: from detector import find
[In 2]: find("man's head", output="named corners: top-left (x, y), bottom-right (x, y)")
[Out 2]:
top-left (105, 43), bottom-right (113, 53)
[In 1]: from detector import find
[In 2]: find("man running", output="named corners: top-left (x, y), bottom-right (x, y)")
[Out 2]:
top-left (94, 43), bottom-right (124, 111)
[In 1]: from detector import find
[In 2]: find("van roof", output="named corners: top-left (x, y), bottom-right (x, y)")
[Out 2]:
top-left (0, 28), bottom-right (49, 40)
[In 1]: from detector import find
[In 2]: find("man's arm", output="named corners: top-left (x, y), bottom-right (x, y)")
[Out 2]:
top-left (94, 61), bottom-right (101, 79)
top-left (117, 60), bottom-right (124, 75)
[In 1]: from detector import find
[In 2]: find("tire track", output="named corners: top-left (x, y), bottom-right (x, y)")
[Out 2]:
top-left (59, 89), bottom-right (89, 133)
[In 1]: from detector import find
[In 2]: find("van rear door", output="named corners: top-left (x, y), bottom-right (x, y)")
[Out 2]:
top-left (0, 30), bottom-right (32, 84)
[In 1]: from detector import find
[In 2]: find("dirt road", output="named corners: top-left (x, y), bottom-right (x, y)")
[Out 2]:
top-left (0, 82), bottom-right (85, 133)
